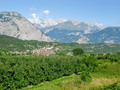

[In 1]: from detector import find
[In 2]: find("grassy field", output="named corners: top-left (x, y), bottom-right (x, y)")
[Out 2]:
top-left (20, 61), bottom-right (120, 90)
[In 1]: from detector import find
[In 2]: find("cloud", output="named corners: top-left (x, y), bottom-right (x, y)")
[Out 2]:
top-left (43, 10), bottom-right (50, 15)
top-left (31, 13), bottom-right (36, 19)
top-left (30, 7), bottom-right (37, 11)
top-left (29, 13), bottom-right (40, 23)
top-left (28, 10), bottom-right (50, 23)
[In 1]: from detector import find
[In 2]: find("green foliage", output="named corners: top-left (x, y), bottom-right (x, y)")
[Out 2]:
top-left (0, 51), bottom-right (4, 55)
top-left (82, 56), bottom-right (98, 72)
top-left (74, 78), bottom-right (82, 86)
top-left (0, 55), bottom-right (89, 89)
top-left (72, 48), bottom-right (84, 56)
top-left (97, 53), bottom-right (105, 59)
top-left (20, 54), bottom-right (120, 90)
top-left (0, 53), bottom-right (119, 89)
top-left (0, 35), bottom-right (120, 54)
top-left (57, 50), bottom-right (66, 56)
top-left (103, 81), bottom-right (120, 90)
top-left (117, 52), bottom-right (120, 56)
top-left (90, 54), bottom-right (96, 56)
top-left (0, 35), bottom-right (52, 52)
top-left (105, 54), bottom-right (120, 62)
top-left (80, 71), bottom-right (92, 82)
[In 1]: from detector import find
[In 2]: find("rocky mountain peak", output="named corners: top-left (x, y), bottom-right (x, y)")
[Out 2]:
top-left (0, 12), bottom-right (52, 42)
top-left (0, 12), bottom-right (24, 22)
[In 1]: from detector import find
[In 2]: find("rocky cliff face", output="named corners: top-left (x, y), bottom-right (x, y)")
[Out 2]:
top-left (0, 12), bottom-right (52, 42)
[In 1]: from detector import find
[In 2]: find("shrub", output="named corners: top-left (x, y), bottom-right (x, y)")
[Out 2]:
top-left (80, 71), bottom-right (92, 82)
top-left (57, 50), bottom-right (66, 56)
top-left (82, 56), bottom-right (98, 72)
top-left (72, 48), bottom-right (84, 56)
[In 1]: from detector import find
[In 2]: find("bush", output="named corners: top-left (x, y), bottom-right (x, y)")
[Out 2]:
top-left (0, 51), bottom-right (4, 55)
top-left (57, 50), bottom-right (66, 56)
top-left (117, 52), bottom-right (120, 56)
top-left (82, 56), bottom-right (98, 72)
top-left (80, 71), bottom-right (92, 82)
top-left (72, 48), bottom-right (84, 56)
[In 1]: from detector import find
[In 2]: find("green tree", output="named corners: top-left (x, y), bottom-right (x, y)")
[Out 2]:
top-left (57, 50), bottom-right (66, 56)
top-left (0, 51), bottom-right (4, 55)
top-left (116, 52), bottom-right (120, 56)
top-left (72, 48), bottom-right (84, 56)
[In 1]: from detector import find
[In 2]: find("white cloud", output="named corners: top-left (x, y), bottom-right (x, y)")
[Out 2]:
top-left (28, 10), bottom-right (51, 24)
top-left (43, 10), bottom-right (50, 15)
top-left (104, 40), bottom-right (114, 44)
top-left (30, 7), bottom-right (37, 11)
top-left (29, 13), bottom-right (40, 23)
top-left (31, 13), bottom-right (36, 19)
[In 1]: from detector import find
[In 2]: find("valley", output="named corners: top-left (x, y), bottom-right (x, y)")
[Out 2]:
top-left (0, 11), bottom-right (120, 90)
top-left (0, 35), bottom-right (120, 55)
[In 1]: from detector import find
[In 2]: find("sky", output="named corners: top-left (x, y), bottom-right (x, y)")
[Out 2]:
top-left (0, 0), bottom-right (120, 26)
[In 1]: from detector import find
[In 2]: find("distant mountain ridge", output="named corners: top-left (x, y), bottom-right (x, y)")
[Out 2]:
top-left (32, 19), bottom-right (104, 34)
top-left (30, 18), bottom-right (120, 44)
top-left (87, 27), bottom-right (120, 44)
top-left (0, 12), bottom-right (52, 42)
top-left (0, 12), bottom-right (119, 44)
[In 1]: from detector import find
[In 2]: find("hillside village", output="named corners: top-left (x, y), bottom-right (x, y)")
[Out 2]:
top-left (9, 46), bottom-right (62, 56)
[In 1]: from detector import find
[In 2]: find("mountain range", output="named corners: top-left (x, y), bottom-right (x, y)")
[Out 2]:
top-left (30, 17), bottom-right (120, 44)
top-left (0, 12), bottom-right (52, 42)
top-left (0, 12), bottom-right (120, 44)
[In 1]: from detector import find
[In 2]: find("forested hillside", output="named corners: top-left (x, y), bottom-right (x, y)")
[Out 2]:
top-left (0, 35), bottom-right (52, 52)
top-left (0, 35), bottom-right (120, 54)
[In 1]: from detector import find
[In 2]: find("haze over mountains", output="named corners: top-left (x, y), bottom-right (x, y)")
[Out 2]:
top-left (29, 15), bottom-right (104, 34)
top-left (29, 15), bottom-right (120, 44)
top-left (0, 12), bottom-right (120, 44)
